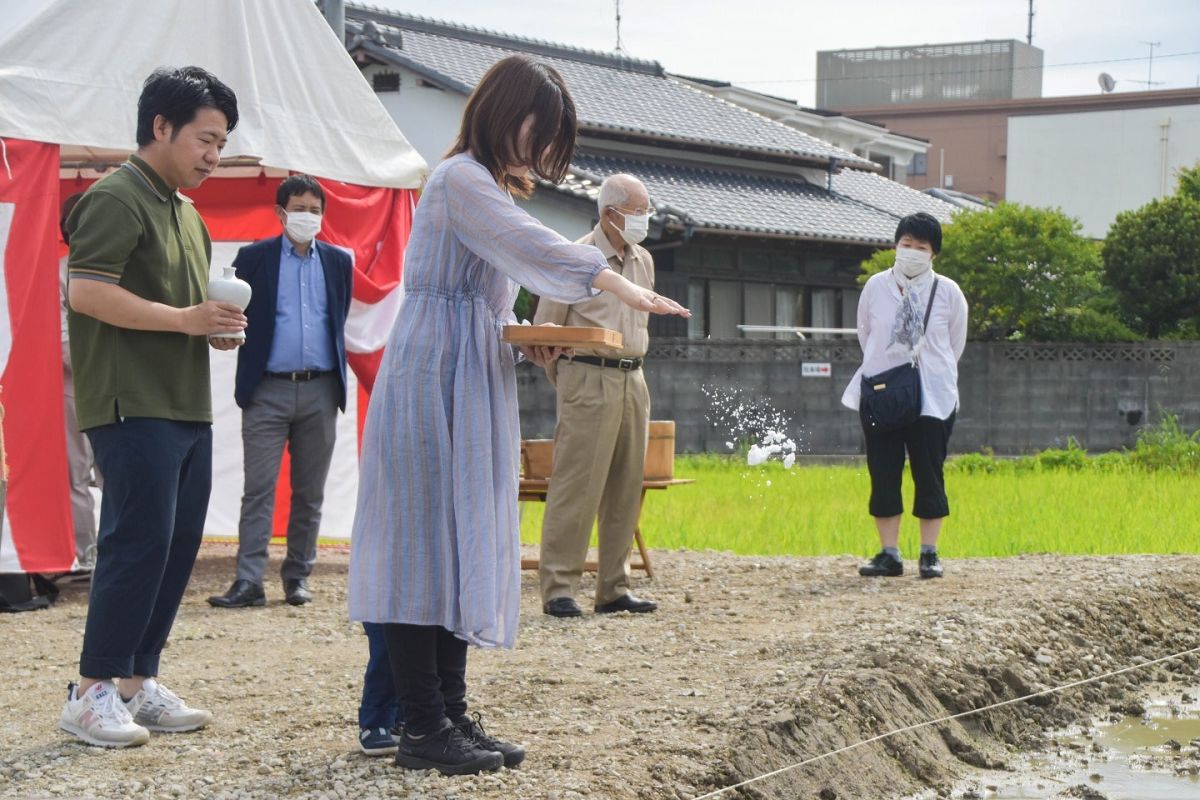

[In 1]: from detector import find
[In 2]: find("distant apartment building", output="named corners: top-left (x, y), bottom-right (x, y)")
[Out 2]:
top-left (817, 39), bottom-right (1043, 109)
top-left (827, 88), bottom-right (1200, 232)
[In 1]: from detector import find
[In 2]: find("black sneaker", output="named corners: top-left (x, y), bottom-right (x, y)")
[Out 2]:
top-left (858, 551), bottom-right (903, 577)
top-left (918, 551), bottom-right (944, 579)
top-left (394, 719), bottom-right (503, 775)
top-left (454, 713), bottom-right (526, 768)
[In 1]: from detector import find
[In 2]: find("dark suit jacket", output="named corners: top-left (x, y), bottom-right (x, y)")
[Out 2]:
top-left (232, 236), bottom-right (354, 411)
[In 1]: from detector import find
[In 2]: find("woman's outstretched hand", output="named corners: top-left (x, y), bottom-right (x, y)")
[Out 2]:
top-left (594, 269), bottom-right (691, 318)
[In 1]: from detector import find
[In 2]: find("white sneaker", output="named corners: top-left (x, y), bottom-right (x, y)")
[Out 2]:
top-left (123, 678), bottom-right (211, 733)
top-left (59, 681), bottom-right (150, 748)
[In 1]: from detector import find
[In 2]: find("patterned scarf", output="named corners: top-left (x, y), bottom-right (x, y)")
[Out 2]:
top-left (886, 267), bottom-right (935, 361)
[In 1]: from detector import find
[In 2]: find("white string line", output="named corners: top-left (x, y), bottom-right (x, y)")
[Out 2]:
top-left (692, 643), bottom-right (1200, 800)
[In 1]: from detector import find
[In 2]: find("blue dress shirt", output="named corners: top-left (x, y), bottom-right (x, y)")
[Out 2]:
top-left (265, 237), bottom-right (336, 372)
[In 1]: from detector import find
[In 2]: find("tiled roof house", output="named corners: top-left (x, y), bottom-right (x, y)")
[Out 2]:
top-left (343, 4), bottom-right (957, 339)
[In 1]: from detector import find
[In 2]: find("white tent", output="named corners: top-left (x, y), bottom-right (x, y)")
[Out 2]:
top-left (0, 0), bottom-right (427, 552)
top-left (0, 0), bottom-right (426, 188)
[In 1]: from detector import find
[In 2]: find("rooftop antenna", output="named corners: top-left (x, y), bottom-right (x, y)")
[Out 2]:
top-left (1027, 0), bottom-right (1034, 45)
top-left (1098, 72), bottom-right (1116, 93)
top-left (1127, 41), bottom-right (1164, 89)
top-left (614, 0), bottom-right (624, 53)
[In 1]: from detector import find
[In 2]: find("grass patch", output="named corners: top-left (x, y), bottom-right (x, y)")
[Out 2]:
top-left (519, 417), bottom-right (1200, 558)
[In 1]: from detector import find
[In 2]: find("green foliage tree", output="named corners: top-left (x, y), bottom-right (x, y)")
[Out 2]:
top-left (1102, 194), bottom-right (1200, 338)
top-left (513, 287), bottom-right (534, 322)
top-left (860, 203), bottom-right (1131, 341)
top-left (1176, 161), bottom-right (1200, 203)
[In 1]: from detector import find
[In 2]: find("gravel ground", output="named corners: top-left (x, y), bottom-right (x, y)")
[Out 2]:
top-left (2, 544), bottom-right (1199, 800)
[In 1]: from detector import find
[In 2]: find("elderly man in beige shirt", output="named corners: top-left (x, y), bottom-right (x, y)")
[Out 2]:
top-left (535, 174), bottom-right (659, 618)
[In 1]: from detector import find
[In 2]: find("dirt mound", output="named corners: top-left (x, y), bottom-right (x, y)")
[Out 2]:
top-left (0, 546), bottom-right (1198, 800)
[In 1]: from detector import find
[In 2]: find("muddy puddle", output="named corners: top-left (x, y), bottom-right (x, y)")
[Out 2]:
top-left (957, 691), bottom-right (1200, 799)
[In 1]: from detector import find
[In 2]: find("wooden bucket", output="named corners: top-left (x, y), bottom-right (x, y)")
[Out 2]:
top-left (521, 439), bottom-right (555, 478)
top-left (643, 420), bottom-right (675, 480)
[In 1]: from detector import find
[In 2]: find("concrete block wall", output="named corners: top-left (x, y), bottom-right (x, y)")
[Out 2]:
top-left (517, 340), bottom-right (1200, 455)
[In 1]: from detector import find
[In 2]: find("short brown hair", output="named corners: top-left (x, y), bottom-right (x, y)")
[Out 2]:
top-left (447, 55), bottom-right (578, 197)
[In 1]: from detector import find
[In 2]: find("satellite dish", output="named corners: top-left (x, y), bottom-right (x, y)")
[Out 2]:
top-left (1098, 72), bottom-right (1116, 93)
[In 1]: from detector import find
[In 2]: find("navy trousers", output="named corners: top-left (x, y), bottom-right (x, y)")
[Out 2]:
top-left (79, 418), bottom-right (211, 678)
top-left (359, 622), bottom-right (404, 729)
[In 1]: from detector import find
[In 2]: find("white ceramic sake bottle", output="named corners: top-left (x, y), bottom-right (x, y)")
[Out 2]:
top-left (207, 265), bottom-right (252, 341)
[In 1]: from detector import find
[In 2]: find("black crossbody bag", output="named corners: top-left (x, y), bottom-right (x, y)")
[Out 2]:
top-left (859, 278), bottom-right (939, 434)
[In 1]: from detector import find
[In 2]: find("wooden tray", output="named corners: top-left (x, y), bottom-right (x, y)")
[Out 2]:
top-left (501, 325), bottom-right (623, 350)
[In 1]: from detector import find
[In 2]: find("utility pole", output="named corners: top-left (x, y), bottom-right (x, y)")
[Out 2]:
top-left (614, 0), bottom-right (624, 53)
top-left (1027, 0), bottom-right (1034, 45)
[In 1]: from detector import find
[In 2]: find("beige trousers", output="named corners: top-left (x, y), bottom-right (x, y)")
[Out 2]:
top-left (539, 361), bottom-right (649, 605)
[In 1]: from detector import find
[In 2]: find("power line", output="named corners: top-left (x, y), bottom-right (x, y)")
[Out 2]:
top-left (732, 48), bottom-right (1200, 85)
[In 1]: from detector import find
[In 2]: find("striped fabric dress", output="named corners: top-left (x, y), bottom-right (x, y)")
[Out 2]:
top-left (347, 153), bottom-right (607, 648)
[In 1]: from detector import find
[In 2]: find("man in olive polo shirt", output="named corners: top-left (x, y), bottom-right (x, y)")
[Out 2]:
top-left (58, 67), bottom-right (246, 749)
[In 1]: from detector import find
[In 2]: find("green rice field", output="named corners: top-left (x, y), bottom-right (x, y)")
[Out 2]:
top-left (518, 454), bottom-right (1200, 558)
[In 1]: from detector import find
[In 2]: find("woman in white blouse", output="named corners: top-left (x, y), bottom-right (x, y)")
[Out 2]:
top-left (841, 212), bottom-right (969, 579)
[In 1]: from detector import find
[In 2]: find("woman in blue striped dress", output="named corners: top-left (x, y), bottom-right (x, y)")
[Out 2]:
top-left (347, 55), bottom-right (689, 776)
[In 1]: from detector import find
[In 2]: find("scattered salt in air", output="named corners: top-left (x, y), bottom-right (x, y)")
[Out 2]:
top-left (747, 445), bottom-right (770, 466)
top-left (703, 384), bottom-right (808, 479)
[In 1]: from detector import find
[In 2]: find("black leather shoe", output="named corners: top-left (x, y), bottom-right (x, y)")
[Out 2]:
top-left (595, 593), bottom-right (658, 614)
top-left (543, 597), bottom-right (582, 618)
top-left (454, 713), bottom-right (525, 768)
top-left (918, 551), bottom-right (944, 579)
top-left (858, 551), bottom-right (904, 577)
top-left (284, 578), bottom-right (313, 606)
top-left (207, 579), bottom-right (265, 608)
top-left (394, 719), bottom-right (503, 776)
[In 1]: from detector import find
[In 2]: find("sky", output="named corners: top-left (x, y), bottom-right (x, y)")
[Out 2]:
top-left (367, 0), bottom-right (1200, 106)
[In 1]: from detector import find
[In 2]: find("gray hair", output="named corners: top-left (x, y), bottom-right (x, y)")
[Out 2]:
top-left (596, 173), bottom-right (648, 214)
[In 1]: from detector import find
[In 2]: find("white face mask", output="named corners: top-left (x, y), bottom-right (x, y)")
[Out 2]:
top-left (284, 210), bottom-right (322, 243)
top-left (894, 245), bottom-right (933, 279)
top-left (610, 209), bottom-right (650, 245)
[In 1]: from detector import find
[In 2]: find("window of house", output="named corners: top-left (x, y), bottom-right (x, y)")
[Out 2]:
top-left (675, 245), bottom-right (703, 271)
top-left (870, 153), bottom-right (894, 180)
top-left (372, 72), bottom-right (400, 93)
top-left (910, 152), bottom-right (928, 176)
top-left (704, 246), bottom-right (736, 272)
top-left (840, 289), bottom-right (860, 337)
top-left (771, 252), bottom-right (802, 274)
top-left (708, 280), bottom-right (740, 339)
top-left (741, 249), bottom-right (772, 275)
top-left (687, 279), bottom-right (707, 339)
top-left (743, 283), bottom-right (774, 339)
top-left (775, 286), bottom-right (801, 340)
top-left (811, 288), bottom-right (838, 338)
top-left (807, 257), bottom-right (839, 280)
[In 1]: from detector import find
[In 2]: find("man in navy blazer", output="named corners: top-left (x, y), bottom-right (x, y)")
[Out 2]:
top-left (208, 175), bottom-right (353, 608)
